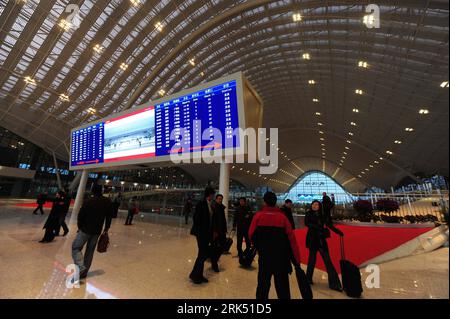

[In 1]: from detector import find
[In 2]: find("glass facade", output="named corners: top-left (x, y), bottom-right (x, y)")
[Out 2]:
top-left (282, 171), bottom-right (354, 204)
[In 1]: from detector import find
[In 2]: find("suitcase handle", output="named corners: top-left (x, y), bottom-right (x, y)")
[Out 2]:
top-left (340, 236), bottom-right (345, 260)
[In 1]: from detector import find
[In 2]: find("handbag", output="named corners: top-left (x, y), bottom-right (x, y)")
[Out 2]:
top-left (97, 232), bottom-right (109, 253)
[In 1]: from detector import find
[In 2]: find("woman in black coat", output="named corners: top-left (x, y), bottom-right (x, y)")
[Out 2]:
top-left (305, 200), bottom-right (343, 291)
top-left (40, 191), bottom-right (65, 243)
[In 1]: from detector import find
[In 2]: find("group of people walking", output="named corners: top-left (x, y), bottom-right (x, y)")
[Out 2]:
top-left (37, 189), bottom-right (71, 243)
top-left (188, 188), bottom-right (345, 299)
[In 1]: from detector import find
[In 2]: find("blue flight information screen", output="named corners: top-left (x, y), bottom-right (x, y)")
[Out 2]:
top-left (71, 123), bottom-right (104, 166)
top-left (70, 80), bottom-right (240, 167)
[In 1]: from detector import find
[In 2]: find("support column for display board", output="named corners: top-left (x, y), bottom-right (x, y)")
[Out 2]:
top-left (68, 171), bottom-right (82, 193)
top-left (219, 162), bottom-right (231, 219)
top-left (52, 151), bottom-right (63, 190)
top-left (72, 170), bottom-right (89, 216)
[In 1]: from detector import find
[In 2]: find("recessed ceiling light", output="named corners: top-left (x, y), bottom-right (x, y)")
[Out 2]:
top-left (58, 19), bottom-right (72, 31)
top-left (419, 109), bottom-right (429, 115)
top-left (358, 61), bottom-right (369, 68)
top-left (369, 165), bottom-right (374, 168)
top-left (87, 107), bottom-right (96, 114)
top-left (350, 122), bottom-right (357, 126)
top-left (352, 108), bottom-right (359, 113)
top-left (313, 98), bottom-right (319, 102)
top-left (348, 132), bottom-right (354, 136)
top-left (394, 140), bottom-right (402, 144)
top-left (302, 53), bottom-right (311, 60)
top-left (158, 89), bottom-right (165, 96)
top-left (24, 76), bottom-right (36, 86)
top-left (293, 12), bottom-right (302, 22)
top-left (405, 127), bottom-right (414, 132)
top-left (440, 81), bottom-right (449, 88)
top-left (355, 89), bottom-right (363, 95)
top-left (119, 62), bottom-right (128, 71)
top-left (345, 146), bottom-right (350, 150)
top-left (308, 80), bottom-right (316, 85)
top-left (155, 21), bottom-right (164, 31)
top-left (346, 140), bottom-right (352, 144)
top-left (130, 0), bottom-right (140, 6)
top-left (315, 112), bottom-right (321, 116)
top-left (374, 161), bottom-right (379, 164)
top-left (189, 58), bottom-right (195, 66)
top-left (59, 93), bottom-right (69, 102)
top-left (317, 122), bottom-right (323, 126)
top-left (386, 150), bottom-right (393, 155)
top-left (319, 131), bottom-right (324, 134)
top-left (93, 44), bottom-right (104, 54)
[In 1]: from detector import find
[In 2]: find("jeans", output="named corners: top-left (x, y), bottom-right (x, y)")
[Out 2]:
top-left (72, 230), bottom-right (100, 275)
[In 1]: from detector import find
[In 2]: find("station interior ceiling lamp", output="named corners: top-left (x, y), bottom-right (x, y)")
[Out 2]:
top-left (293, 12), bottom-right (302, 22)
top-left (358, 61), bottom-right (369, 68)
top-left (24, 76), bottom-right (36, 86)
top-left (155, 21), bottom-right (163, 32)
top-left (440, 81), bottom-right (449, 88)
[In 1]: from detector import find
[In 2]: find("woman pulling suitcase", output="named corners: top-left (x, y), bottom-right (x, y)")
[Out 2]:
top-left (305, 200), bottom-right (344, 292)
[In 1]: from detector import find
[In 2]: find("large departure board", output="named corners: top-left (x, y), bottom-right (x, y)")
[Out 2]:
top-left (70, 73), bottom-right (249, 170)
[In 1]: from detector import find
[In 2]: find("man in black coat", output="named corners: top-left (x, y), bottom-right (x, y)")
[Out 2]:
top-left (210, 194), bottom-right (228, 272)
top-left (56, 188), bottom-right (71, 236)
top-left (233, 197), bottom-right (253, 257)
top-left (280, 199), bottom-right (295, 229)
top-left (189, 187), bottom-right (216, 284)
top-left (33, 192), bottom-right (47, 215)
top-left (71, 184), bottom-right (112, 279)
top-left (322, 192), bottom-right (334, 220)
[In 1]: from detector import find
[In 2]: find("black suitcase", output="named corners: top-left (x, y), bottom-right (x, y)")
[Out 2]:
top-left (339, 237), bottom-right (363, 298)
top-left (294, 264), bottom-right (313, 299)
top-left (239, 246), bottom-right (256, 267)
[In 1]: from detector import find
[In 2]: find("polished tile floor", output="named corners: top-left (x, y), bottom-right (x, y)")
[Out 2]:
top-left (0, 204), bottom-right (448, 299)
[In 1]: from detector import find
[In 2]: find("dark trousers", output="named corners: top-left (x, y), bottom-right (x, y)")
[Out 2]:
top-left (236, 229), bottom-right (250, 256)
top-left (41, 228), bottom-right (55, 242)
top-left (56, 214), bottom-right (69, 235)
top-left (306, 241), bottom-right (341, 289)
top-left (125, 211), bottom-right (134, 225)
top-left (112, 203), bottom-right (120, 218)
top-left (256, 263), bottom-right (291, 299)
top-left (190, 237), bottom-right (210, 279)
top-left (33, 204), bottom-right (44, 215)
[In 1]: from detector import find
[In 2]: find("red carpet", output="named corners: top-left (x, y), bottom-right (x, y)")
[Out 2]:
top-left (294, 224), bottom-right (433, 273)
top-left (15, 200), bottom-right (75, 208)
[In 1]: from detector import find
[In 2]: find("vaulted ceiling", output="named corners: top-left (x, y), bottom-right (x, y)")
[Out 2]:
top-left (0, 0), bottom-right (448, 193)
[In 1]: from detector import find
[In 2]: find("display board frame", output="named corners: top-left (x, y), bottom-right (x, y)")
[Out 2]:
top-left (69, 72), bottom-right (255, 171)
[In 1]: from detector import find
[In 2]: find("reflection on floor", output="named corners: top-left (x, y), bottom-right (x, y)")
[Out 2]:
top-left (0, 205), bottom-right (448, 299)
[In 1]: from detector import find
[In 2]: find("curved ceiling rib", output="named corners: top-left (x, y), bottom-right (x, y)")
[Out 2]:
top-left (0, 0), bottom-right (448, 192)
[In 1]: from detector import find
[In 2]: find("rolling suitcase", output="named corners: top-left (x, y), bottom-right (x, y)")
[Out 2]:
top-left (294, 264), bottom-right (313, 299)
top-left (339, 236), bottom-right (363, 298)
top-left (239, 246), bottom-right (256, 267)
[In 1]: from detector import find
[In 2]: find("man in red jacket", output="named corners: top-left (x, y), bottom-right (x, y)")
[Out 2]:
top-left (249, 191), bottom-right (301, 299)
